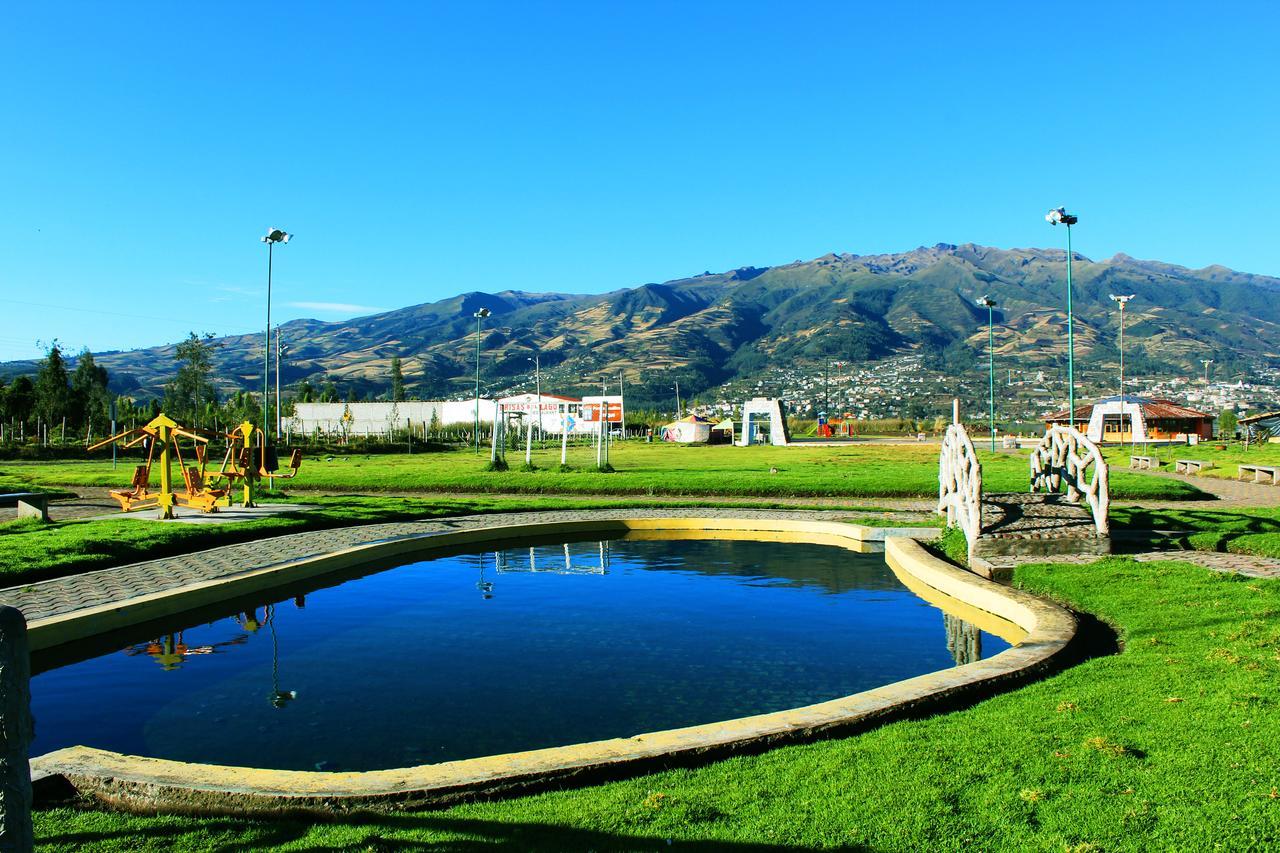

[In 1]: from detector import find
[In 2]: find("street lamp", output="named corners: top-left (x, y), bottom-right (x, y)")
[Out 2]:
top-left (472, 307), bottom-right (491, 453)
top-left (261, 228), bottom-right (291, 450)
top-left (1046, 207), bottom-right (1079, 430)
top-left (527, 353), bottom-right (541, 442)
top-left (1202, 358), bottom-right (1214, 384)
top-left (1109, 294), bottom-right (1135, 435)
top-left (977, 296), bottom-right (998, 451)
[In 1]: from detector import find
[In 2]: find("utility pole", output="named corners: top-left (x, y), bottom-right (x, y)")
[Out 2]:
top-left (618, 370), bottom-right (625, 440)
top-left (674, 381), bottom-right (682, 419)
top-left (1202, 359), bottom-right (1214, 384)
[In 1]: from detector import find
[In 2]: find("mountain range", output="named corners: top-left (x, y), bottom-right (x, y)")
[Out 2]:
top-left (6, 243), bottom-right (1279, 408)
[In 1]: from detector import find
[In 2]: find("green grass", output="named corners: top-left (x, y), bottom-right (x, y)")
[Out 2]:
top-left (1100, 441), bottom-right (1280, 481)
top-left (1, 443), bottom-right (1209, 501)
top-left (1113, 506), bottom-right (1280, 559)
top-left (0, 494), bottom-right (928, 588)
top-left (32, 556), bottom-right (1280, 850)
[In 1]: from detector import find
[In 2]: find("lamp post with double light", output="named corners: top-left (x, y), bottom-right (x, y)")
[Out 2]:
top-left (1046, 207), bottom-right (1079, 429)
top-left (472, 308), bottom-right (491, 453)
top-left (1109, 294), bottom-right (1135, 436)
top-left (261, 228), bottom-right (291, 448)
top-left (977, 296), bottom-right (998, 451)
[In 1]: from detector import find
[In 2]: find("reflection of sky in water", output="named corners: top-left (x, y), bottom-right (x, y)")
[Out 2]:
top-left (30, 538), bottom-right (1009, 771)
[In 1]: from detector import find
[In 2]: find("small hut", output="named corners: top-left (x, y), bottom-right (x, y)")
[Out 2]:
top-left (661, 415), bottom-right (713, 443)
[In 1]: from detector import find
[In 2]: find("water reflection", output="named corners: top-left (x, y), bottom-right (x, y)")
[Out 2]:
top-left (944, 612), bottom-right (982, 666)
top-left (123, 632), bottom-right (249, 670)
top-left (495, 542), bottom-right (611, 575)
top-left (125, 598), bottom-right (304, 710)
top-left (31, 537), bottom-right (1013, 770)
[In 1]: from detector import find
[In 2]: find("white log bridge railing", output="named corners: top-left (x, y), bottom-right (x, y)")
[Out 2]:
top-left (1029, 425), bottom-right (1111, 536)
top-left (938, 422), bottom-right (982, 557)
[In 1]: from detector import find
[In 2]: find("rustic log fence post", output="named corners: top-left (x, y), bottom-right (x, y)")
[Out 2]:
top-left (0, 605), bottom-right (34, 852)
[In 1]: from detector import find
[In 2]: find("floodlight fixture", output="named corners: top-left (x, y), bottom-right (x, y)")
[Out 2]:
top-left (473, 307), bottom-right (491, 319)
top-left (977, 295), bottom-right (998, 308)
top-left (1109, 293), bottom-right (1135, 306)
top-left (1045, 207), bottom-right (1078, 226)
top-left (262, 227), bottom-right (291, 244)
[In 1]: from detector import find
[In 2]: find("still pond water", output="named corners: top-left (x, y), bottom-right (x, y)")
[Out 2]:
top-left (31, 536), bottom-right (1009, 771)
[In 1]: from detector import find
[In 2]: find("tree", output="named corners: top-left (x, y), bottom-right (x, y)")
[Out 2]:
top-left (165, 332), bottom-right (219, 424)
top-left (5, 376), bottom-right (35, 428)
top-left (390, 356), bottom-right (406, 402)
top-left (70, 349), bottom-right (111, 434)
top-left (33, 341), bottom-right (70, 427)
top-left (1219, 409), bottom-right (1238, 439)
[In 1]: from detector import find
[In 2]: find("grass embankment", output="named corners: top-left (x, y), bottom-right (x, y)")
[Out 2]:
top-left (1113, 506), bottom-right (1280, 560)
top-left (1101, 442), bottom-right (1280, 481)
top-left (34, 557), bottom-right (1280, 850)
top-left (1, 443), bottom-right (1208, 501)
top-left (0, 494), bottom-right (922, 589)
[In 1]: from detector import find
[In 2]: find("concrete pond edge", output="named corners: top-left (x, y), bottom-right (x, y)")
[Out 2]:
top-left (30, 517), bottom-right (1078, 817)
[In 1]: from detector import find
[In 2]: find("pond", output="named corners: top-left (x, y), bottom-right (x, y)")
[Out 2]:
top-left (30, 534), bottom-right (1012, 771)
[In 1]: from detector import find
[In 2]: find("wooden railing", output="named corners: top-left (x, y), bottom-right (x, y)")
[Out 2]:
top-left (1029, 425), bottom-right (1110, 536)
top-left (938, 423), bottom-right (982, 557)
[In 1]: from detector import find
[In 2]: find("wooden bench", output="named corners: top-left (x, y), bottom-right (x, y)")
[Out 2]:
top-left (1129, 455), bottom-right (1161, 470)
top-left (1238, 464), bottom-right (1280, 485)
top-left (1175, 459), bottom-right (1214, 475)
top-left (0, 492), bottom-right (51, 521)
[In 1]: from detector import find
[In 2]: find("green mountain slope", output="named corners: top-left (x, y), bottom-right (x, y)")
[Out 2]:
top-left (8, 244), bottom-right (1278, 406)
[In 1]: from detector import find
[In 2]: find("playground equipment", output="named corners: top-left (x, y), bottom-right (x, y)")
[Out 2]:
top-left (215, 421), bottom-right (302, 508)
top-left (89, 413), bottom-right (231, 519)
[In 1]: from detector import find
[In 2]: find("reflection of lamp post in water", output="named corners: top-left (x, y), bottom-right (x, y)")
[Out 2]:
top-left (266, 605), bottom-right (298, 708)
top-left (476, 552), bottom-right (494, 599)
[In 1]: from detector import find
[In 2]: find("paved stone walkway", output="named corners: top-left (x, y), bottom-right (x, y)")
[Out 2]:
top-left (985, 549), bottom-right (1280, 579)
top-left (0, 508), bottom-right (890, 623)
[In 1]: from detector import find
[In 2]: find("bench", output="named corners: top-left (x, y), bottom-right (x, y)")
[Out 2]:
top-left (1175, 459), bottom-right (1214, 475)
top-left (1238, 464), bottom-right (1280, 485)
top-left (1129, 455), bottom-right (1161, 470)
top-left (0, 492), bottom-right (51, 521)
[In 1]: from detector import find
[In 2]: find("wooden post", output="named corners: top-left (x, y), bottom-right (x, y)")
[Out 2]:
top-left (953, 398), bottom-right (960, 426)
top-left (0, 605), bottom-right (34, 852)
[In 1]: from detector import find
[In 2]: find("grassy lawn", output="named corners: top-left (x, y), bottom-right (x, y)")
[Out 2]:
top-left (31, 555), bottom-right (1280, 851)
top-left (1, 443), bottom-right (1209, 501)
top-left (1100, 441), bottom-right (1280, 481)
top-left (0, 494), bottom-right (926, 589)
top-left (1112, 506), bottom-right (1280, 560)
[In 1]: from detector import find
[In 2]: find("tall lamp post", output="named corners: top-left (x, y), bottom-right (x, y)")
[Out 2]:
top-left (472, 307), bottom-right (491, 453)
top-left (1046, 207), bottom-right (1079, 429)
top-left (261, 228), bottom-right (291, 446)
top-left (527, 353), bottom-right (541, 442)
top-left (977, 296), bottom-right (998, 451)
top-left (1109, 294), bottom-right (1135, 436)
top-left (1202, 358), bottom-right (1214, 384)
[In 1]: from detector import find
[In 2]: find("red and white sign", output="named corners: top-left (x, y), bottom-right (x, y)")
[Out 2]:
top-left (581, 395), bottom-right (623, 423)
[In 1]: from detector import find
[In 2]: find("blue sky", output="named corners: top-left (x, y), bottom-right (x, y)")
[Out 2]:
top-left (1, 2), bottom-right (1276, 361)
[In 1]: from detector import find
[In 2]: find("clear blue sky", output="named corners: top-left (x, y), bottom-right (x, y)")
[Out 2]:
top-left (2, 2), bottom-right (1276, 361)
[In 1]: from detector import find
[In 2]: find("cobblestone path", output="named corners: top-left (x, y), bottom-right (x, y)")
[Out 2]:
top-left (0, 508), bottom-right (887, 623)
